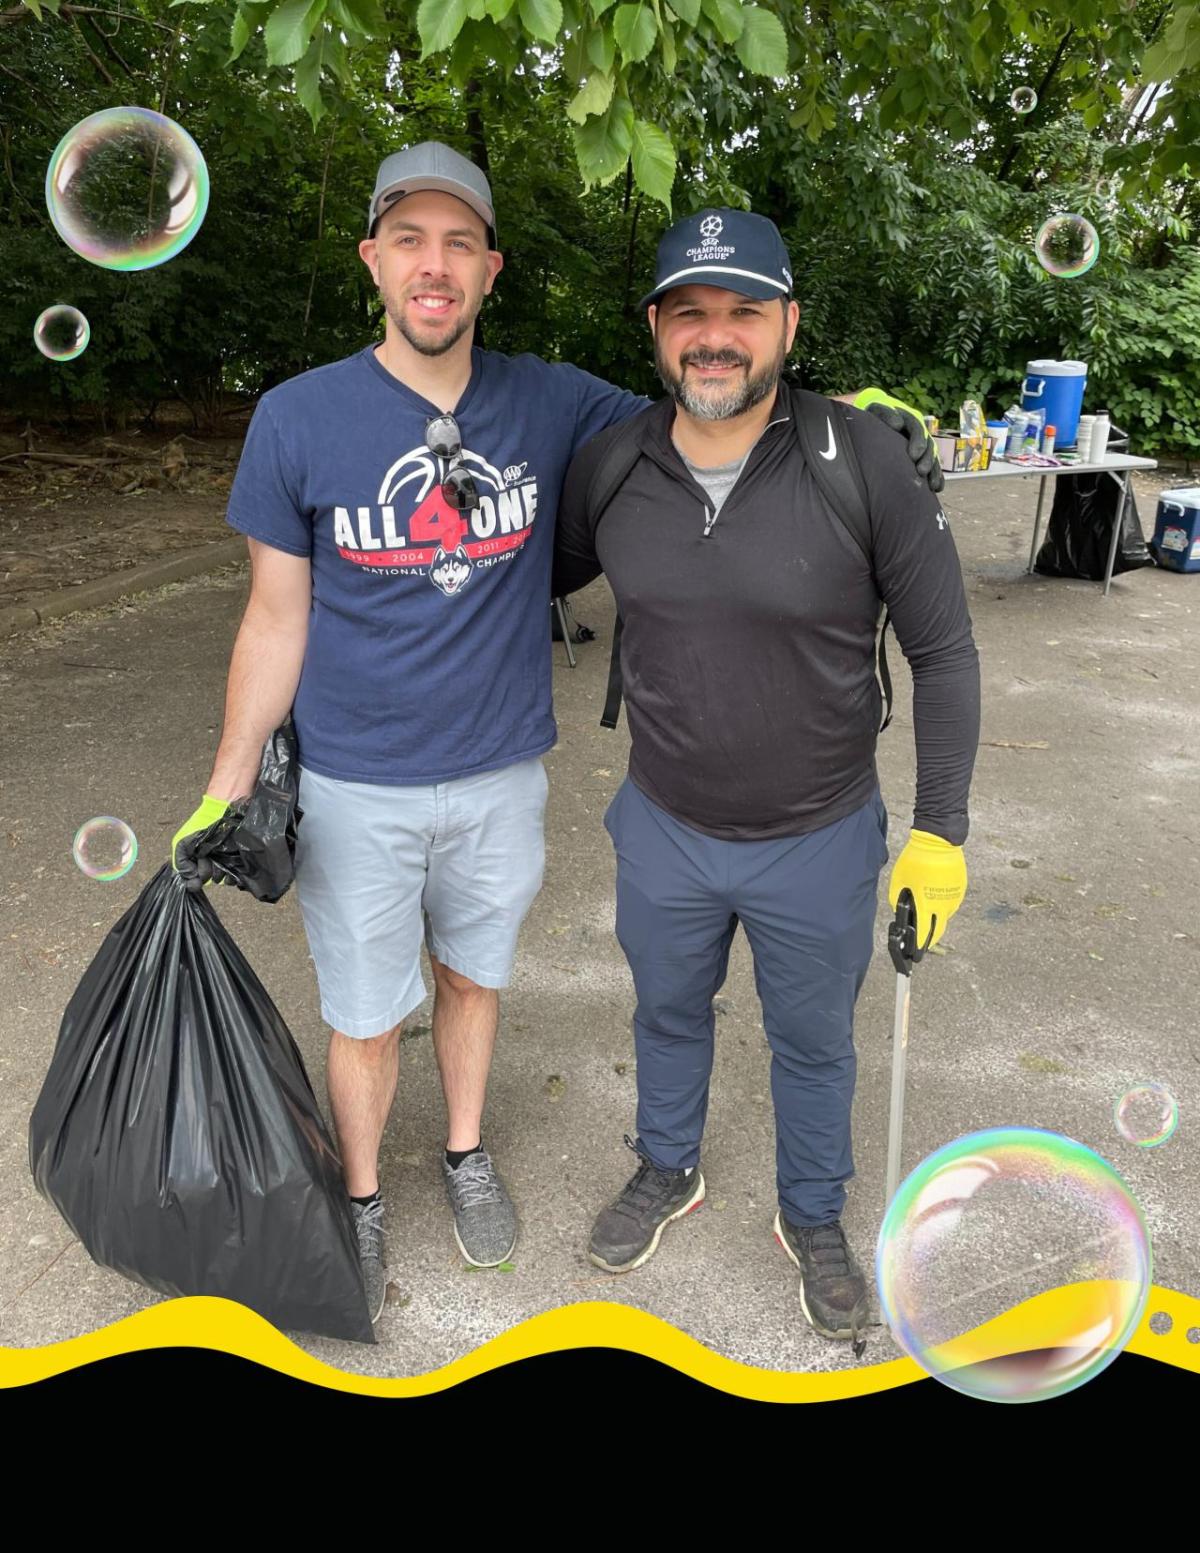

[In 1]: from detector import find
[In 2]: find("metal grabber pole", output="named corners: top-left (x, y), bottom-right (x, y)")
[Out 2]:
top-left (885, 890), bottom-right (930, 1213)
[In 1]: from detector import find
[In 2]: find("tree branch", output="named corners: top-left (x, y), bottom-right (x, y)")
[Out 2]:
top-left (622, 191), bottom-right (644, 316)
top-left (86, 11), bottom-right (140, 79)
top-left (1, 4), bottom-right (176, 31)
top-left (70, 13), bottom-right (116, 87)
top-left (996, 24), bottom-right (1075, 184)
top-left (302, 126), bottom-right (336, 342)
top-left (0, 55), bottom-right (59, 111)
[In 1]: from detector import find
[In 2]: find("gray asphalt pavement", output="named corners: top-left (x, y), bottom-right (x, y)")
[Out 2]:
top-left (1, 468), bottom-right (1196, 1378)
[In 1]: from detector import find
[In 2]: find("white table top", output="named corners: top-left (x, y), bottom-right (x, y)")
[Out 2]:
top-left (943, 451), bottom-right (1158, 482)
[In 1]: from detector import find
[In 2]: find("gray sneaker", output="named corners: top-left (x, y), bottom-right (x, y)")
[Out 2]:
top-left (351, 1197), bottom-right (387, 1324)
top-left (442, 1150), bottom-right (517, 1266)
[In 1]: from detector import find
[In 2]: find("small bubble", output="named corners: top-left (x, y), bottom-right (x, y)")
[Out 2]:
top-left (1010, 85), bottom-right (1038, 114)
top-left (1115, 1083), bottom-right (1179, 1148)
top-left (33, 304), bottom-right (90, 362)
top-left (72, 817), bottom-right (137, 881)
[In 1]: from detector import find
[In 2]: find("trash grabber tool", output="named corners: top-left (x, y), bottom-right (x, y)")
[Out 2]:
top-left (885, 889), bottom-right (931, 1212)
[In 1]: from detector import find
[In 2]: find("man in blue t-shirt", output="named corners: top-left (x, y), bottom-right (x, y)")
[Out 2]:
top-left (170, 142), bottom-right (940, 1329)
top-left (170, 143), bottom-right (644, 1323)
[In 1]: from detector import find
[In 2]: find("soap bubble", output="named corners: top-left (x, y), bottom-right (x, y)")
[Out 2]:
top-left (877, 1127), bottom-right (1151, 1404)
top-left (72, 818), bottom-right (138, 881)
top-left (1010, 85), bottom-right (1038, 115)
top-left (1035, 214), bottom-right (1100, 278)
top-left (33, 305), bottom-right (90, 362)
top-left (45, 107), bottom-right (209, 271)
top-left (1115, 1083), bottom-right (1179, 1148)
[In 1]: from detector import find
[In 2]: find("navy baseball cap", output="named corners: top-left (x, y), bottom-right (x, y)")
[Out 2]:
top-left (639, 209), bottom-right (794, 308)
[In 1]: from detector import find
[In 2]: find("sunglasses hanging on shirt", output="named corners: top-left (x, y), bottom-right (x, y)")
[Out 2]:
top-left (425, 413), bottom-right (479, 511)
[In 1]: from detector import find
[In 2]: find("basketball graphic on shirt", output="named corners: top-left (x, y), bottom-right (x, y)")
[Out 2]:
top-left (331, 439), bottom-right (538, 594)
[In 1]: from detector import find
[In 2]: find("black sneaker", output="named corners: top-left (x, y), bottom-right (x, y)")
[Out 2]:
top-left (589, 1135), bottom-right (705, 1273)
top-left (774, 1210), bottom-right (870, 1342)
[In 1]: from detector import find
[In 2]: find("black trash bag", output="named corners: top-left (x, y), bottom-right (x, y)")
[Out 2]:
top-left (1034, 472), bottom-right (1154, 580)
top-left (28, 719), bottom-right (371, 1341)
top-left (173, 720), bottom-right (301, 903)
top-left (29, 864), bottom-right (374, 1344)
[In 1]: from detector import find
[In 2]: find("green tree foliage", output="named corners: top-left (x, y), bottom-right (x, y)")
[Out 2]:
top-left (0, 0), bottom-right (1196, 451)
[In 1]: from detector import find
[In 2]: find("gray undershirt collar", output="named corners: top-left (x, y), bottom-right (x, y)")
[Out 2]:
top-left (677, 446), bottom-right (752, 517)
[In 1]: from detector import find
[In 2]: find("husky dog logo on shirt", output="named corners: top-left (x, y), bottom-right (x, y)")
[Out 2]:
top-left (429, 544), bottom-right (473, 596)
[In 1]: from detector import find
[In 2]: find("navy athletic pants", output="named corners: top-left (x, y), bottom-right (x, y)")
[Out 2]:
top-left (604, 777), bottom-right (890, 1227)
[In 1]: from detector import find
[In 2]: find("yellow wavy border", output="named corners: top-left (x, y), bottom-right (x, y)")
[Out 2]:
top-left (3, 1284), bottom-right (1197, 1398)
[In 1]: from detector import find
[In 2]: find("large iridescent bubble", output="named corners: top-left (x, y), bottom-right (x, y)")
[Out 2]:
top-left (45, 107), bottom-right (209, 272)
top-left (877, 1127), bottom-right (1151, 1404)
top-left (1035, 213), bottom-right (1100, 278)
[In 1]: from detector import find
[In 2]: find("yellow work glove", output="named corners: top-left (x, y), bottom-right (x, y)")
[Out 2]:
top-left (887, 830), bottom-right (967, 951)
top-left (852, 386), bottom-right (927, 425)
top-left (172, 795), bottom-right (234, 888)
top-left (852, 388), bottom-right (943, 493)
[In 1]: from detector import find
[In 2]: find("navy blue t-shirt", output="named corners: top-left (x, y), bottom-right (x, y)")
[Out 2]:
top-left (226, 345), bottom-right (643, 784)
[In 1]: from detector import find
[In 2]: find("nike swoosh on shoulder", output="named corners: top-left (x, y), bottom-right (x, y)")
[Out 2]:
top-left (819, 416), bottom-right (837, 460)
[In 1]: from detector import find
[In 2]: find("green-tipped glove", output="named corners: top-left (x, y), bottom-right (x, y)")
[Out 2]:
top-left (853, 387), bottom-right (944, 494)
top-left (887, 830), bottom-right (967, 951)
top-left (172, 795), bottom-right (233, 890)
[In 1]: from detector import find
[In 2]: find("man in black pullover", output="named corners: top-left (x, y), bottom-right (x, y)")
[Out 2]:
top-left (553, 210), bottom-right (981, 1342)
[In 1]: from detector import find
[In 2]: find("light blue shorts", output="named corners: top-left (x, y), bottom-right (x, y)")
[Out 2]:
top-left (294, 758), bottom-right (549, 1039)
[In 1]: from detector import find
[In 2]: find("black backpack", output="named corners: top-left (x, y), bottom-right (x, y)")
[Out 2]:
top-left (582, 388), bottom-right (894, 734)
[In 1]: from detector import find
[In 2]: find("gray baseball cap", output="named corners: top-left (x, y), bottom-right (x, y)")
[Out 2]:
top-left (367, 142), bottom-right (496, 240)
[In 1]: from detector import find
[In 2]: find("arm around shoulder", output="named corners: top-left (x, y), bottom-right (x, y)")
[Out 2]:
top-left (552, 429), bottom-right (613, 598)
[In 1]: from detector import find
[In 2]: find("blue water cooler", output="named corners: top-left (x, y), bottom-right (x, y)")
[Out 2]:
top-left (1021, 359), bottom-right (1088, 448)
top-left (1152, 488), bottom-right (1200, 573)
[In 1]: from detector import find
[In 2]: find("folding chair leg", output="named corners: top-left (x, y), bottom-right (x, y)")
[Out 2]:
top-left (552, 597), bottom-right (577, 668)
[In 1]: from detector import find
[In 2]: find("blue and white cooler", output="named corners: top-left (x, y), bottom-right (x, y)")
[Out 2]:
top-left (1152, 487), bottom-right (1200, 573)
top-left (1021, 360), bottom-right (1088, 448)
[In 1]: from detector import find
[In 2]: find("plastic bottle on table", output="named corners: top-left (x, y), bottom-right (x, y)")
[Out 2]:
top-left (1043, 424), bottom-right (1056, 458)
top-left (1089, 412), bottom-right (1111, 463)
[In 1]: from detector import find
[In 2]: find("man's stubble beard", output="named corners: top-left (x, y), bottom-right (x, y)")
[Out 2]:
top-left (379, 276), bottom-right (484, 358)
top-left (656, 332), bottom-right (788, 422)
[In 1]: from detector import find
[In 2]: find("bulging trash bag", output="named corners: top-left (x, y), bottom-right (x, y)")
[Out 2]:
top-left (173, 719), bottom-right (301, 902)
top-left (1034, 472), bottom-right (1153, 580)
top-left (29, 723), bottom-right (373, 1344)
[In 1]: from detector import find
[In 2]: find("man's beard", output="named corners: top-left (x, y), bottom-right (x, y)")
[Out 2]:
top-left (379, 278), bottom-right (482, 357)
top-left (656, 335), bottom-right (786, 421)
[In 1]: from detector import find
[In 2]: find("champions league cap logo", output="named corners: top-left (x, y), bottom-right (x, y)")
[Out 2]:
top-left (639, 208), bottom-right (795, 308)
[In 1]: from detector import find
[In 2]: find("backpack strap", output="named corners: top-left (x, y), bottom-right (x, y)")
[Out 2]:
top-left (581, 422), bottom-right (645, 729)
top-left (791, 392), bottom-right (894, 733)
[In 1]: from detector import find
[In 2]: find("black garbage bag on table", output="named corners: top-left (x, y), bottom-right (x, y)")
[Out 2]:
top-left (1034, 471), bottom-right (1153, 579)
top-left (29, 722), bottom-right (374, 1344)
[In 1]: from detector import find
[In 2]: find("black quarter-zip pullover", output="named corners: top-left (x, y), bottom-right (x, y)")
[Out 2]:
top-left (552, 383), bottom-right (980, 845)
